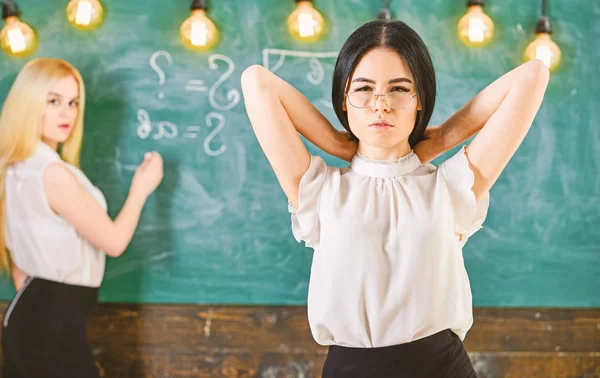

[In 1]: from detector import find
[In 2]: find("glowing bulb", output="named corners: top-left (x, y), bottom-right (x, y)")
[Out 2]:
top-left (288, 1), bottom-right (325, 42)
top-left (66, 0), bottom-right (104, 30)
top-left (180, 10), bottom-right (218, 51)
top-left (535, 45), bottom-right (552, 67)
top-left (457, 5), bottom-right (494, 47)
top-left (468, 18), bottom-right (485, 42)
top-left (75, 2), bottom-right (92, 25)
top-left (191, 21), bottom-right (208, 45)
top-left (525, 33), bottom-right (561, 71)
top-left (0, 16), bottom-right (36, 57)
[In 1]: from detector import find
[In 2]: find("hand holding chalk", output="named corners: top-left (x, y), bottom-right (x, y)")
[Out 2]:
top-left (130, 151), bottom-right (164, 199)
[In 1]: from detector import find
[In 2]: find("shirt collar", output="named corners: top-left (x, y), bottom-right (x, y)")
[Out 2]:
top-left (36, 142), bottom-right (61, 161)
top-left (350, 150), bottom-right (422, 178)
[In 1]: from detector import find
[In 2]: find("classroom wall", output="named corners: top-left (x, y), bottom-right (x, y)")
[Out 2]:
top-left (0, 0), bottom-right (598, 308)
top-left (0, 0), bottom-right (598, 377)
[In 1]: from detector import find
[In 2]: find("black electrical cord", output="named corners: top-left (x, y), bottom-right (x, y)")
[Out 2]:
top-left (536, 0), bottom-right (552, 34)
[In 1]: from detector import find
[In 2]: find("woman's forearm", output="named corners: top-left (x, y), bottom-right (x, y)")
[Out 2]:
top-left (416, 60), bottom-right (544, 163)
top-left (466, 59), bottom-right (549, 198)
top-left (108, 192), bottom-right (147, 257)
top-left (261, 66), bottom-right (355, 161)
top-left (417, 101), bottom-right (484, 163)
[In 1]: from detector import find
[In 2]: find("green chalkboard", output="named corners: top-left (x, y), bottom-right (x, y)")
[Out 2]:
top-left (0, 0), bottom-right (598, 306)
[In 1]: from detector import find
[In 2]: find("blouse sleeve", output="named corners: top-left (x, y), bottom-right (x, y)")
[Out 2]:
top-left (440, 146), bottom-right (490, 247)
top-left (287, 155), bottom-right (329, 248)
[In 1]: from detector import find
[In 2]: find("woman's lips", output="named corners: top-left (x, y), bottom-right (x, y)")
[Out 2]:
top-left (369, 121), bottom-right (393, 131)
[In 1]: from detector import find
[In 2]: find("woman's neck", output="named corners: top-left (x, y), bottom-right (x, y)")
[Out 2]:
top-left (357, 141), bottom-right (412, 161)
top-left (41, 138), bottom-right (58, 151)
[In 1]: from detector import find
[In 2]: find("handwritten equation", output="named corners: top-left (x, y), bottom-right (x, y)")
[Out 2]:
top-left (137, 109), bottom-right (226, 157)
top-left (137, 49), bottom-right (339, 157)
top-left (263, 48), bottom-right (338, 108)
top-left (138, 51), bottom-right (240, 157)
top-left (148, 51), bottom-right (240, 110)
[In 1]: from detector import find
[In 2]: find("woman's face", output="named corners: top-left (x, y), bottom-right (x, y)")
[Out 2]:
top-left (345, 47), bottom-right (420, 151)
top-left (41, 75), bottom-right (80, 148)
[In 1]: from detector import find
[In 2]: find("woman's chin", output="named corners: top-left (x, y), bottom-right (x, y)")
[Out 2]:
top-left (43, 135), bottom-right (69, 145)
top-left (356, 134), bottom-right (409, 150)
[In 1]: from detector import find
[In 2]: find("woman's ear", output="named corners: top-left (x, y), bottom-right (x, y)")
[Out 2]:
top-left (417, 96), bottom-right (422, 111)
top-left (342, 100), bottom-right (347, 111)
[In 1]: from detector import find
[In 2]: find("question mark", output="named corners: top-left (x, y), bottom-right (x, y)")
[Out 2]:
top-left (149, 50), bottom-right (173, 100)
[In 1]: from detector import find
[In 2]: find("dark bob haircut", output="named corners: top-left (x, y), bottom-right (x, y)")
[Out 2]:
top-left (332, 20), bottom-right (436, 148)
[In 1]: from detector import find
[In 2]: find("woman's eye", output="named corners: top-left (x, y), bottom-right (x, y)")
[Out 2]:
top-left (391, 86), bottom-right (410, 92)
top-left (69, 101), bottom-right (79, 108)
top-left (48, 99), bottom-right (59, 105)
top-left (354, 86), bottom-right (373, 92)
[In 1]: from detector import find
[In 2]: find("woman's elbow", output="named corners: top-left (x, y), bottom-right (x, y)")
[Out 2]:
top-left (103, 242), bottom-right (127, 258)
top-left (524, 59), bottom-right (550, 89)
top-left (241, 64), bottom-right (269, 95)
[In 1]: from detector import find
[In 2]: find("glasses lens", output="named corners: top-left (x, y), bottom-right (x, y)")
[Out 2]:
top-left (387, 92), bottom-right (413, 109)
top-left (348, 91), bottom-right (373, 108)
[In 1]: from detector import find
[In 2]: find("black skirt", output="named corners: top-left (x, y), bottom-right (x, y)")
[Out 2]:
top-left (322, 329), bottom-right (478, 378)
top-left (1, 277), bottom-right (99, 378)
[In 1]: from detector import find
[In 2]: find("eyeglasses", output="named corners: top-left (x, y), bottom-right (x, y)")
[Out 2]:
top-left (345, 90), bottom-right (417, 110)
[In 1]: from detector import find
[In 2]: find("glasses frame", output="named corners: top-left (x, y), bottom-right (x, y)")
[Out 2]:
top-left (345, 91), bottom-right (418, 110)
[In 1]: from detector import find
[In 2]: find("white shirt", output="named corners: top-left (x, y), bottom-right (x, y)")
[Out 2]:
top-left (288, 146), bottom-right (489, 347)
top-left (4, 142), bottom-right (107, 287)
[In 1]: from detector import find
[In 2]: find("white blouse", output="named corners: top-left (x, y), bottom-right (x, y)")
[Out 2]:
top-left (4, 142), bottom-right (107, 287)
top-left (289, 146), bottom-right (489, 348)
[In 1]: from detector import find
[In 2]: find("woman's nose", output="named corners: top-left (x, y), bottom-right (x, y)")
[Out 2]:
top-left (372, 94), bottom-right (390, 112)
top-left (60, 105), bottom-right (75, 118)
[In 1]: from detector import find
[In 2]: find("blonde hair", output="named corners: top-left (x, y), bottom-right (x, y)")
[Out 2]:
top-left (0, 58), bottom-right (86, 273)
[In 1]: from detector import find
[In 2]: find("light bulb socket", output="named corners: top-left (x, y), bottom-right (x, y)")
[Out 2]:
top-left (535, 15), bottom-right (552, 34)
top-left (2, 0), bottom-right (20, 19)
top-left (377, 8), bottom-right (391, 21)
top-left (190, 0), bottom-right (208, 11)
top-left (466, 0), bottom-right (484, 7)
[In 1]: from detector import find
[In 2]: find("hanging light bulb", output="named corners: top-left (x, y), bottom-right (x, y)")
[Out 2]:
top-left (0, 1), bottom-right (36, 57)
top-left (457, 0), bottom-right (494, 47)
top-left (377, 0), bottom-right (392, 21)
top-left (288, 0), bottom-right (325, 42)
top-left (524, 0), bottom-right (561, 71)
top-left (66, 0), bottom-right (104, 30)
top-left (180, 0), bottom-right (218, 51)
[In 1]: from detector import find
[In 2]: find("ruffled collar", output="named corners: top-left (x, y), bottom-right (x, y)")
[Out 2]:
top-left (350, 150), bottom-right (421, 178)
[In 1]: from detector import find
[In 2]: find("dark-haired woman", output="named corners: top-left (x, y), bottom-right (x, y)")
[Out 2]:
top-left (241, 20), bottom-right (548, 377)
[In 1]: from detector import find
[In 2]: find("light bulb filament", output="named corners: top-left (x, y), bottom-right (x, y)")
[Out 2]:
top-left (179, 10), bottom-right (218, 51)
top-left (457, 5), bottom-right (494, 47)
top-left (75, 1), bottom-right (93, 26)
top-left (468, 18), bottom-right (485, 43)
top-left (67, 0), bottom-right (104, 30)
top-left (287, 1), bottom-right (325, 42)
top-left (7, 27), bottom-right (26, 53)
top-left (535, 45), bottom-right (552, 68)
top-left (298, 13), bottom-right (315, 37)
top-left (191, 21), bottom-right (209, 46)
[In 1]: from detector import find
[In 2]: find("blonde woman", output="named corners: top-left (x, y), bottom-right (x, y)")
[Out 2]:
top-left (0, 58), bottom-right (163, 377)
